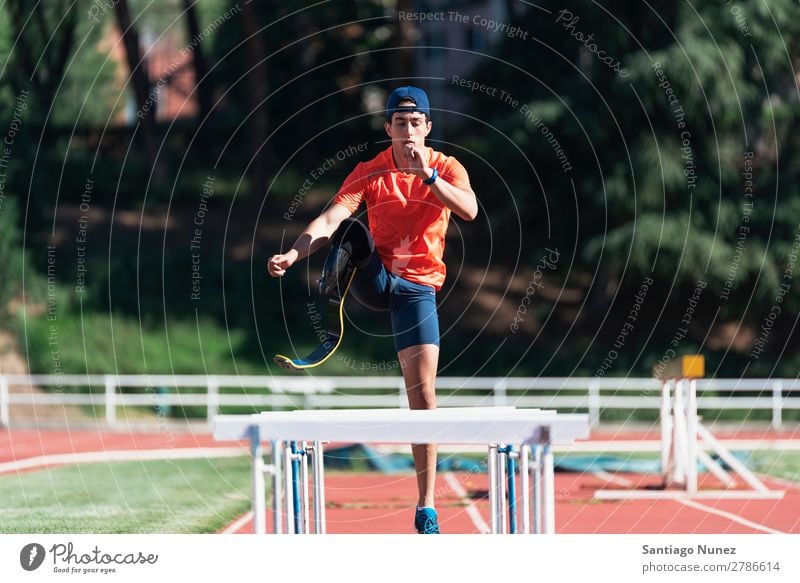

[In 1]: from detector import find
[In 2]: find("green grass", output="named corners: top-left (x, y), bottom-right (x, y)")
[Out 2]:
top-left (15, 282), bottom-right (400, 379)
top-left (0, 456), bottom-right (252, 534)
top-left (749, 450), bottom-right (800, 483)
top-left (19, 302), bottom-right (262, 377)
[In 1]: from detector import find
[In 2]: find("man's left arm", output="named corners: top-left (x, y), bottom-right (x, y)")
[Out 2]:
top-left (425, 168), bottom-right (478, 221)
top-left (405, 145), bottom-right (478, 221)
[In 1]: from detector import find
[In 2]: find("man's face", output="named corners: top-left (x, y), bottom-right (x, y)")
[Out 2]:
top-left (384, 109), bottom-right (432, 150)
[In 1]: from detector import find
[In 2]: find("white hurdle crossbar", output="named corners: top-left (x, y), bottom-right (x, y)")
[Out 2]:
top-left (214, 407), bottom-right (589, 534)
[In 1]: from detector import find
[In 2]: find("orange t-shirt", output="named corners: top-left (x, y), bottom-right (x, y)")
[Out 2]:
top-left (333, 146), bottom-right (471, 290)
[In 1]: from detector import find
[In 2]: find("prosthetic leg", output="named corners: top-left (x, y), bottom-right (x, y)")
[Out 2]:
top-left (274, 219), bottom-right (373, 371)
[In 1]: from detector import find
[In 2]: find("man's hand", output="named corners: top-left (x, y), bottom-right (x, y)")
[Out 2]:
top-left (268, 250), bottom-right (298, 277)
top-left (402, 143), bottom-right (431, 179)
top-left (267, 203), bottom-right (353, 278)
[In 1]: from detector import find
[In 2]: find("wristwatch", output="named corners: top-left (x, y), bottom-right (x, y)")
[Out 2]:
top-left (423, 167), bottom-right (438, 185)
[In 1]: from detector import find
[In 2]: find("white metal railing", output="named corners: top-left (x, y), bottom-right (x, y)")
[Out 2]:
top-left (0, 374), bottom-right (798, 429)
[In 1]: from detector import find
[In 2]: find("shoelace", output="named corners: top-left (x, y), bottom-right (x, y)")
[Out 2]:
top-left (416, 513), bottom-right (440, 534)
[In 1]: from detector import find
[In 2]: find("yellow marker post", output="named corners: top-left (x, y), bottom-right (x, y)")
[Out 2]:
top-left (653, 354), bottom-right (705, 380)
top-left (680, 355), bottom-right (705, 379)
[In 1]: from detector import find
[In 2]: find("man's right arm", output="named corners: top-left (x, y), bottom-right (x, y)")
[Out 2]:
top-left (267, 203), bottom-right (353, 277)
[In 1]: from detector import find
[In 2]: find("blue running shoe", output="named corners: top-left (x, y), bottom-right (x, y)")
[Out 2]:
top-left (414, 507), bottom-right (440, 534)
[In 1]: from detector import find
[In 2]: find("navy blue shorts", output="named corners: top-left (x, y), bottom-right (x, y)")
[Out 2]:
top-left (349, 251), bottom-right (440, 352)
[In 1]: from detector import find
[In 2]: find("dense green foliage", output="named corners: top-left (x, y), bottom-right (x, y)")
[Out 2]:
top-left (464, 0), bottom-right (800, 376)
top-left (1, 1), bottom-right (799, 386)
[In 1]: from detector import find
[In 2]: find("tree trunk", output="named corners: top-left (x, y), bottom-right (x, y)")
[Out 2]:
top-left (390, 0), bottom-right (414, 80)
top-left (114, 0), bottom-right (163, 188)
top-left (239, 1), bottom-right (270, 201)
top-left (182, 0), bottom-right (212, 121)
top-left (6, 0), bottom-right (78, 110)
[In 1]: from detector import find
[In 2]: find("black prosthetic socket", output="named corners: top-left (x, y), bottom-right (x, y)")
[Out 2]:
top-left (318, 219), bottom-right (374, 299)
top-left (319, 243), bottom-right (354, 299)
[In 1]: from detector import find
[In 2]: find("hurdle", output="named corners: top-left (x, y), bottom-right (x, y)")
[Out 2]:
top-left (214, 407), bottom-right (590, 534)
top-left (595, 356), bottom-right (784, 500)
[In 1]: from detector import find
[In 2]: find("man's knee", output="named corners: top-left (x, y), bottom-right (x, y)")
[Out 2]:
top-left (407, 389), bottom-right (436, 410)
top-left (331, 218), bottom-right (374, 268)
top-left (319, 219), bottom-right (375, 298)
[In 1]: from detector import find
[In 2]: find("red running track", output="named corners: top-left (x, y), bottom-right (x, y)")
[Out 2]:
top-left (0, 428), bottom-right (226, 463)
top-left (4, 427), bottom-right (797, 463)
top-left (220, 470), bottom-right (800, 535)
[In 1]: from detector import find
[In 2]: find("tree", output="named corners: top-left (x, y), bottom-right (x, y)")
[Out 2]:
top-left (464, 0), bottom-right (800, 374)
top-left (182, 0), bottom-right (212, 121)
top-left (389, 0), bottom-right (414, 80)
top-left (238, 0), bottom-right (270, 200)
top-left (208, 0), bottom-right (402, 197)
top-left (114, 0), bottom-right (163, 186)
top-left (4, 0), bottom-right (79, 120)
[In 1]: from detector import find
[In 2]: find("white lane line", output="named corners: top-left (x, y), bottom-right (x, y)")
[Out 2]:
top-left (444, 472), bottom-right (491, 534)
top-left (378, 440), bottom-right (800, 454)
top-left (0, 447), bottom-right (247, 475)
top-left (757, 472), bottom-right (800, 490)
top-left (676, 498), bottom-right (785, 534)
top-left (221, 511), bottom-right (254, 534)
top-left (560, 439), bottom-right (800, 453)
top-left (593, 470), bottom-right (633, 487)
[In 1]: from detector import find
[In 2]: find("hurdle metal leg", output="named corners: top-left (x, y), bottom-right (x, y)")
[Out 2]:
top-left (248, 426), bottom-right (266, 535)
top-left (660, 380), bottom-right (673, 485)
top-left (283, 441), bottom-right (295, 534)
top-left (507, 447), bottom-right (517, 534)
top-left (310, 440), bottom-right (327, 534)
top-left (541, 428), bottom-right (555, 534)
top-left (533, 444), bottom-right (543, 534)
top-left (301, 442), bottom-right (310, 534)
top-left (497, 444), bottom-right (508, 534)
top-left (290, 442), bottom-right (303, 534)
top-left (488, 444), bottom-right (499, 533)
top-left (520, 444), bottom-right (531, 534)
top-left (673, 380), bottom-right (688, 486)
top-left (271, 441), bottom-right (282, 534)
top-left (686, 380), bottom-right (698, 495)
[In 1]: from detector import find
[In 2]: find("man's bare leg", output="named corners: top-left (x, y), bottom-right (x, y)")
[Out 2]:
top-left (398, 343), bottom-right (439, 507)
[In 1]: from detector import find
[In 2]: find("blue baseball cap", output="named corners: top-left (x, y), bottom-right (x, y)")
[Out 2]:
top-left (386, 86), bottom-right (431, 120)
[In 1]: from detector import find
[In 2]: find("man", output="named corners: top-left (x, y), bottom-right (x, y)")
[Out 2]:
top-left (268, 86), bottom-right (477, 533)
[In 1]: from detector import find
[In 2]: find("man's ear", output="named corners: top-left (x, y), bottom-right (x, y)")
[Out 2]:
top-left (384, 121), bottom-right (392, 138)
top-left (425, 121), bottom-right (432, 136)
